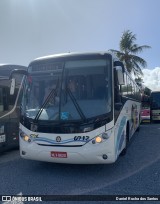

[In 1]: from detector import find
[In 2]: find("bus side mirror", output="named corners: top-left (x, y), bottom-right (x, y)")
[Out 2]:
top-left (9, 69), bottom-right (28, 95)
top-left (10, 69), bottom-right (28, 79)
top-left (10, 78), bottom-right (16, 95)
top-left (116, 66), bottom-right (124, 85)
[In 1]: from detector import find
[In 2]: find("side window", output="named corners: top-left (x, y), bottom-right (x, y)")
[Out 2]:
top-left (138, 88), bottom-right (142, 101)
top-left (0, 85), bottom-right (9, 116)
top-left (114, 69), bottom-right (121, 103)
top-left (121, 73), bottom-right (127, 96)
top-left (127, 77), bottom-right (132, 97)
top-left (8, 88), bottom-right (18, 110)
top-left (131, 81), bottom-right (135, 98)
top-left (135, 85), bottom-right (140, 100)
top-left (0, 79), bottom-right (20, 113)
top-left (135, 85), bottom-right (138, 100)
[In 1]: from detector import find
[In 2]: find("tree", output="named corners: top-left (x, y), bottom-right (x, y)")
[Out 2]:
top-left (109, 30), bottom-right (151, 77)
top-left (135, 77), bottom-right (143, 87)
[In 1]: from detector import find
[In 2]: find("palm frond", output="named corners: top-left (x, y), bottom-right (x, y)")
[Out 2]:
top-left (131, 55), bottom-right (147, 68)
top-left (132, 61), bottom-right (144, 76)
top-left (120, 30), bottom-right (136, 52)
top-left (111, 29), bottom-right (151, 77)
top-left (131, 45), bottom-right (151, 54)
top-left (109, 49), bottom-right (125, 60)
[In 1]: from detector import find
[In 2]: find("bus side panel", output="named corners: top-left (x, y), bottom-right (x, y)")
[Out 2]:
top-left (114, 100), bottom-right (141, 158)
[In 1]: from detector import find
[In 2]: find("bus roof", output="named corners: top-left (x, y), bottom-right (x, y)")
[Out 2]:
top-left (29, 51), bottom-right (113, 65)
top-left (0, 64), bottom-right (27, 78)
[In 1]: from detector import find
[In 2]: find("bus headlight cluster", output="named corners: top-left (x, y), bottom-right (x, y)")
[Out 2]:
top-left (20, 131), bottom-right (31, 143)
top-left (92, 132), bottom-right (110, 144)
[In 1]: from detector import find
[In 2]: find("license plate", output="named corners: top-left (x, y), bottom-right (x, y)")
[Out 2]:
top-left (51, 151), bottom-right (67, 158)
top-left (0, 134), bottom-right (6, 143)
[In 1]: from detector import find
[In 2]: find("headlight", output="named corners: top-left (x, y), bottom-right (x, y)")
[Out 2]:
top-left (92, 132), bottom-right (110, 144)
top-left (20, 131), bottom-right (31, 143)
top-left (24, 135), bottom-right (30, 142)
top-left (95, 136), bottom-right (102, 143)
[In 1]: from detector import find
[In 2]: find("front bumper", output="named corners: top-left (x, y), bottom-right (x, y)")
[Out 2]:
top-left (20, 139), bottom-right (116, 164)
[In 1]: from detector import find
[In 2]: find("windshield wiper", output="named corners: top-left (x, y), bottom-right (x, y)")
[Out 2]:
top-left (34, 81), bottom-right (59, 122)
top-left (66, 87), bottom-right (86, 121)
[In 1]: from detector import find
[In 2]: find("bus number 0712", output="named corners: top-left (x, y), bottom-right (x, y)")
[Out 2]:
top-left (74, 136), bottom-right (90, 141)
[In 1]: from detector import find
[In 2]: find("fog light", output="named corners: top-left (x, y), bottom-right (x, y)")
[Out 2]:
top-left (92, 140), bottom-right (96, 144)
top-left (28, 139), bottom-right (31, 143)
top-left (102, 154), bottom-right (108, 160)
top-left (95, 136), bottom-right (102, 143)
top-left (22, 151), bottom-right (26, 155)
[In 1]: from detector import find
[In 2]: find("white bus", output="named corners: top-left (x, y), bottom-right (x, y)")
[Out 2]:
top-left (10, 52), bottom-right (141, 164)
top-left (0, 64), bottom-right (26, 152)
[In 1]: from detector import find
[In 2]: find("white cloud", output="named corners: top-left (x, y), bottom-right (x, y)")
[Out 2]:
top-left (142, 67), bottom-right (160, 91)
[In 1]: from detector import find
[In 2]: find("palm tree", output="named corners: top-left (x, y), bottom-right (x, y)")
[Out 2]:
top-left (135, 77), bottom-right (143, 87)
top-left (109, 30), bottom-right (151, 77)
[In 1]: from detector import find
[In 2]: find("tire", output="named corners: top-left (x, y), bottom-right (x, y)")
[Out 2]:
top-left (120, 124), bottom-right (129, 156)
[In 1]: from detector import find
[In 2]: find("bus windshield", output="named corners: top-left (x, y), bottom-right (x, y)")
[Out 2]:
top-left (151, 92), bottom-right (160, 109)
top-left (22, 58), bottom-right (112, 122)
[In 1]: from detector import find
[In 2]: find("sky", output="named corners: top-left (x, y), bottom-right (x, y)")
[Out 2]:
top-left (0, 0), bottom-right (160, 90)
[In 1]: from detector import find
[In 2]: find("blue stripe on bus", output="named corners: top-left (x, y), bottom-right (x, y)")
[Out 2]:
top-left (33, 137), bottom-right (86, 144)
top-left (116, 116), bottom-right (127, 153)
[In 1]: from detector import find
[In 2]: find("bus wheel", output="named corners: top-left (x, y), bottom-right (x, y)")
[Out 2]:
top-left (120, 124), bottom-right (129, 156)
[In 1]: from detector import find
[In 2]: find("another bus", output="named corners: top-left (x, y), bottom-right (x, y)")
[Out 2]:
top-left (10, 52), bottom-right (141, 164)
top-left (141, 86), bottom-right (151, 123)
top-left (0, 64), bottom-right (26, 152)
top-left (150, 91), bottom-right (160, 122)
